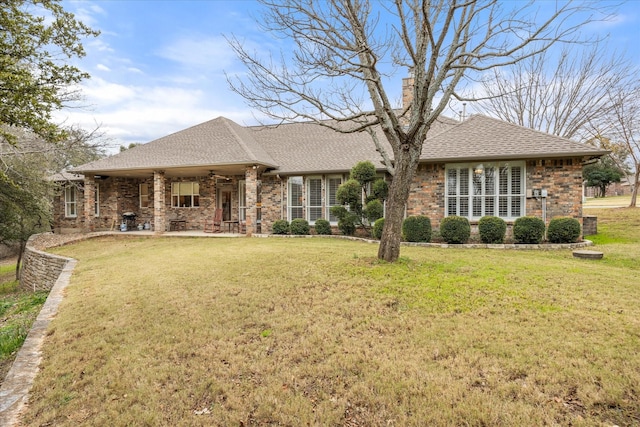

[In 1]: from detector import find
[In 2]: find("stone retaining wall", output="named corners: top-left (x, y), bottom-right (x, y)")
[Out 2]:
top-left (19, 233), bottom-right (92, 292)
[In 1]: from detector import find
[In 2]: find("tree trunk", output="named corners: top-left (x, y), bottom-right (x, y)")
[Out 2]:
top-left (378, 145), bottom-right (421, 262)
top-left (630, 169), bottom-right (639, 208)
top-left (15, 239), bottom-right (26, 282)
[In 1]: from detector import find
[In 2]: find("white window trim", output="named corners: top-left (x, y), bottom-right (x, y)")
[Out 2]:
top-left (139, 183), bottom-right (150, 209)
top-left (445, 161), bottom-right (526, 221)
top-left (239, 180), bottom-right (246, 221)
top-left (287, 176), bottom-right (304, 221)
top-left (306, 175), bottom-right (323, 224)
top-left (94, 184), bottom-right (100, 217)
top-left (171, 182), bottom-right (200, 208)
top-left (326, 174), bottom-right (343, 224)
top-left (64, 186), bottom-right (77, 218)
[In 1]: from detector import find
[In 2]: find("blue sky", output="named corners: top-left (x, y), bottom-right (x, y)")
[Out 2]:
top-left (57, 1), bottom-right (640, 152)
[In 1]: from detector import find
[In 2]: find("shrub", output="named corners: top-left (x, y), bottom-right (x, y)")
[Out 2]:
top-left (365, 199), bottom-right (384, 223)
top-left (439, 216), bottom-right (470, 244)
top-left (290, 218), bottom-right (310, 235)
top-left (272, 219), bottom-right (290, 235)
top-left (478, 216), bottom-right (507, 244)
top-left (513, 216), bottom-right (546, 244)
top-left (314, 219), bottom-right (332, 235)
top-left (402, 215), bottom-right (432, 242)
top-left (372, 218), bottom-right (385, 240)
top-left (338, 214), bottom-right (357, 236)
top-left (547, 217), bottom-right (581, 243)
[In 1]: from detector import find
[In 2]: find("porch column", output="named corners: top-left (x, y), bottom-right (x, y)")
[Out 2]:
top-left (83, 176), bottom-right (95, 232)
top-left (245, 166), bottom-right (258, 236)
top-left (153, 170), bottom-right (166, 234)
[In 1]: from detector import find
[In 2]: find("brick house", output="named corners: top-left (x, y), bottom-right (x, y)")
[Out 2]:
top-left (53, 83), bottom-right (607, 236)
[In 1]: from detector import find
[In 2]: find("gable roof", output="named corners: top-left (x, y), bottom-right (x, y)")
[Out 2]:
top-left (73, 117), bottom-right (278, 177)
top-left (70, 114), bottom-right (607, 177)
top-left (421, 115), bottom-right (606, 162)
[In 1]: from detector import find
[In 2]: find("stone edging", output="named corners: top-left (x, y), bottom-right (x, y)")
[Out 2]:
top-left (0, 256), bottom-right (76, 427)
top-left (254, 233), bottom-right (594, 250)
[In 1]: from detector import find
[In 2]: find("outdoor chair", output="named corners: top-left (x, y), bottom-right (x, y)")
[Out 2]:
top-left (204, 208), bottom-right (223, 233)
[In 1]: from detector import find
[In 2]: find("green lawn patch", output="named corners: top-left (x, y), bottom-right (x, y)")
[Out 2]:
top-left (14, 208), bottom-right (640, 426)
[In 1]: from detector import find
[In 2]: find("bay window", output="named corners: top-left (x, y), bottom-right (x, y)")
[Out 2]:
top-left (446, 162), bottom-right (524, 220)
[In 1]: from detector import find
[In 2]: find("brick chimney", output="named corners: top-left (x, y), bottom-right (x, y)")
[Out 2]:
top-left (402, 69), bottom-right (414, 111)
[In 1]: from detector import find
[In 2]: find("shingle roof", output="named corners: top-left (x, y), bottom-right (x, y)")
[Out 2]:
top-left (70, 114), bottom-right (607, 176)
top-left (74, 116), bottom-right (277, 173)
top-left (421, 115), bottom-right (606, 162)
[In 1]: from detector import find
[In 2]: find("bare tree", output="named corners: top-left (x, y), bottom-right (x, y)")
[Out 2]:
top-left (595, 85), bottom-right (640, 207)
top-left (474, 43), bottom-right (633, 141)
top-left (227, 0), bottom-right (602, 262)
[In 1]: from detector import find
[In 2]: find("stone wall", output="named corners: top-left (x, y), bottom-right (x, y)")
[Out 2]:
top-left (19, 234), bottom-right (75, 292)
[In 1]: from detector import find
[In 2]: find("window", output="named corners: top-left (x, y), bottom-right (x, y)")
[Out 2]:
top-left (94, 184), bottom-right (100, 217)
top-left (326, 175), bottom-right (342, 223)
top-left (288, 176), bottom-right (303, 220)
top-left (239, 180), bottom-right (246, 221)
top-left (306, 176), bottom-right (322, 223)
top-left (140, 183), bottom-right (150, 208)
top-left (171, 182), bottom-right (200, 207)
top-left (446, 162), bottom-right (525, 220)
top-left (64, 186), bottom-right (77, 218)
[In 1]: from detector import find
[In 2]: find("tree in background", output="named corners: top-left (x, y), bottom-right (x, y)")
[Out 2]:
top-left (583, 157), bottom-right (624, 198)
top-left (330, 161), bottom-right (387, 237)
top-left (0, 0), bottom-right (98, 144)
top-left (474, 43), bottom-right (633, 141)
top-left (0, 127), bottom-right (105, 279)
top-left (597, 85), bottom-right (640, 207)
top-left (228, 0), bottom-right (603, 261)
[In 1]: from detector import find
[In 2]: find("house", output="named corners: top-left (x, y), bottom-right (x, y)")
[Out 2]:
top-left (54, 79), bottom-right (607, 237)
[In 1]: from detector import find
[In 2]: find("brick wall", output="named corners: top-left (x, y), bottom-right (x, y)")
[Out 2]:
top-left (260, 175), bottom-right (285, 234)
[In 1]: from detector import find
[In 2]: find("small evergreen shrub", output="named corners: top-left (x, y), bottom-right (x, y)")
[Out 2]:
top-left (365, 199), bottom-right (384, 224)
top-left (314, 219), bottom-right (332, 235)
top-left (402, 215), bottom-right (432, 242)
top-left (338, 213), bottom-right (358, 236)
top-left (439, 216), bottom-right (470, 244)
top-left (272, 219), bottom-right (290, 235)
top-left (290, 218), bottom-right (310, 235)
top-left (372, 218), bottom-right (385, 240)
top-left (513, 216), bottom-right (546, 244)
top-left (478, 216), bottom-right (507, 244)
top-left (547, 217), bottom-right (581, 243)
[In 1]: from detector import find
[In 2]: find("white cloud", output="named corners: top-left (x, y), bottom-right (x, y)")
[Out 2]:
top-left (96, 64), bottom-right (110, 72)
top-left (157, 35), bottom-right (237, 70)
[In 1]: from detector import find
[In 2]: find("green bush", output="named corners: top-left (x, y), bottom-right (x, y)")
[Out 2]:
top-left (372, 218), bottom-right (385, 240)
top-left (547, 217), bottom-right (581, 243)
top-left (338, 214), bottom-right (357, 236)
top-left (365, 199), bottom-right (384, 223)
top-left (402, 215), bottom-right (432, 242)
top-left (314, 219), bottom-right (332, 235)
top-left (290, 218), bottom-right (310, 235)
top-left (513, 216), bottom-right (546, 244)
top-left (272, 219), bottom-right (290, 235)
top-left (439, 216), bottom-right (470, 244)
top-left (478, 216), bottom-right (507, 244)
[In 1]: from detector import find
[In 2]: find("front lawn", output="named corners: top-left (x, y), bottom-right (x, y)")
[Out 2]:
top-left (19, 208), bottom-right (640, 426)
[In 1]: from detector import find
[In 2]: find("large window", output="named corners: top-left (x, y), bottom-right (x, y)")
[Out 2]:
top-left (171, 182), bottom-right (200, 207)
top-left (326, 175), bottom-right (342, 223)
top-left (64, 186), bottom-right (77, 218)
top-left (288, 176), bottom-right (303, 220)
top-left (140, 183), bottom-right (150, 208)
top-left (446, 162), bottom-right (524, 220)
top-left (306, 176), bottom-right (322, 223)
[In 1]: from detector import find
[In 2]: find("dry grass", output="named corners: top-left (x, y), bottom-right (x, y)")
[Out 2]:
top-left (19, 209), bottom-right (640, 426)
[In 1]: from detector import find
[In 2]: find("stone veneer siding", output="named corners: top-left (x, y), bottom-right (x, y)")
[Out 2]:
top-left (260, 175), bottom-right (285, 234)
top-left (407, 157), bottom-right (587, 232)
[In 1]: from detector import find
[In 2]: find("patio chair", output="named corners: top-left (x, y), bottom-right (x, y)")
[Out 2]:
top-left (204, 208), bottom-right (223, 233)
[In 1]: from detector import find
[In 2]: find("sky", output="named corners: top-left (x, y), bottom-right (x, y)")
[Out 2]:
top-left (56, 0), bottom-right (640, 153)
